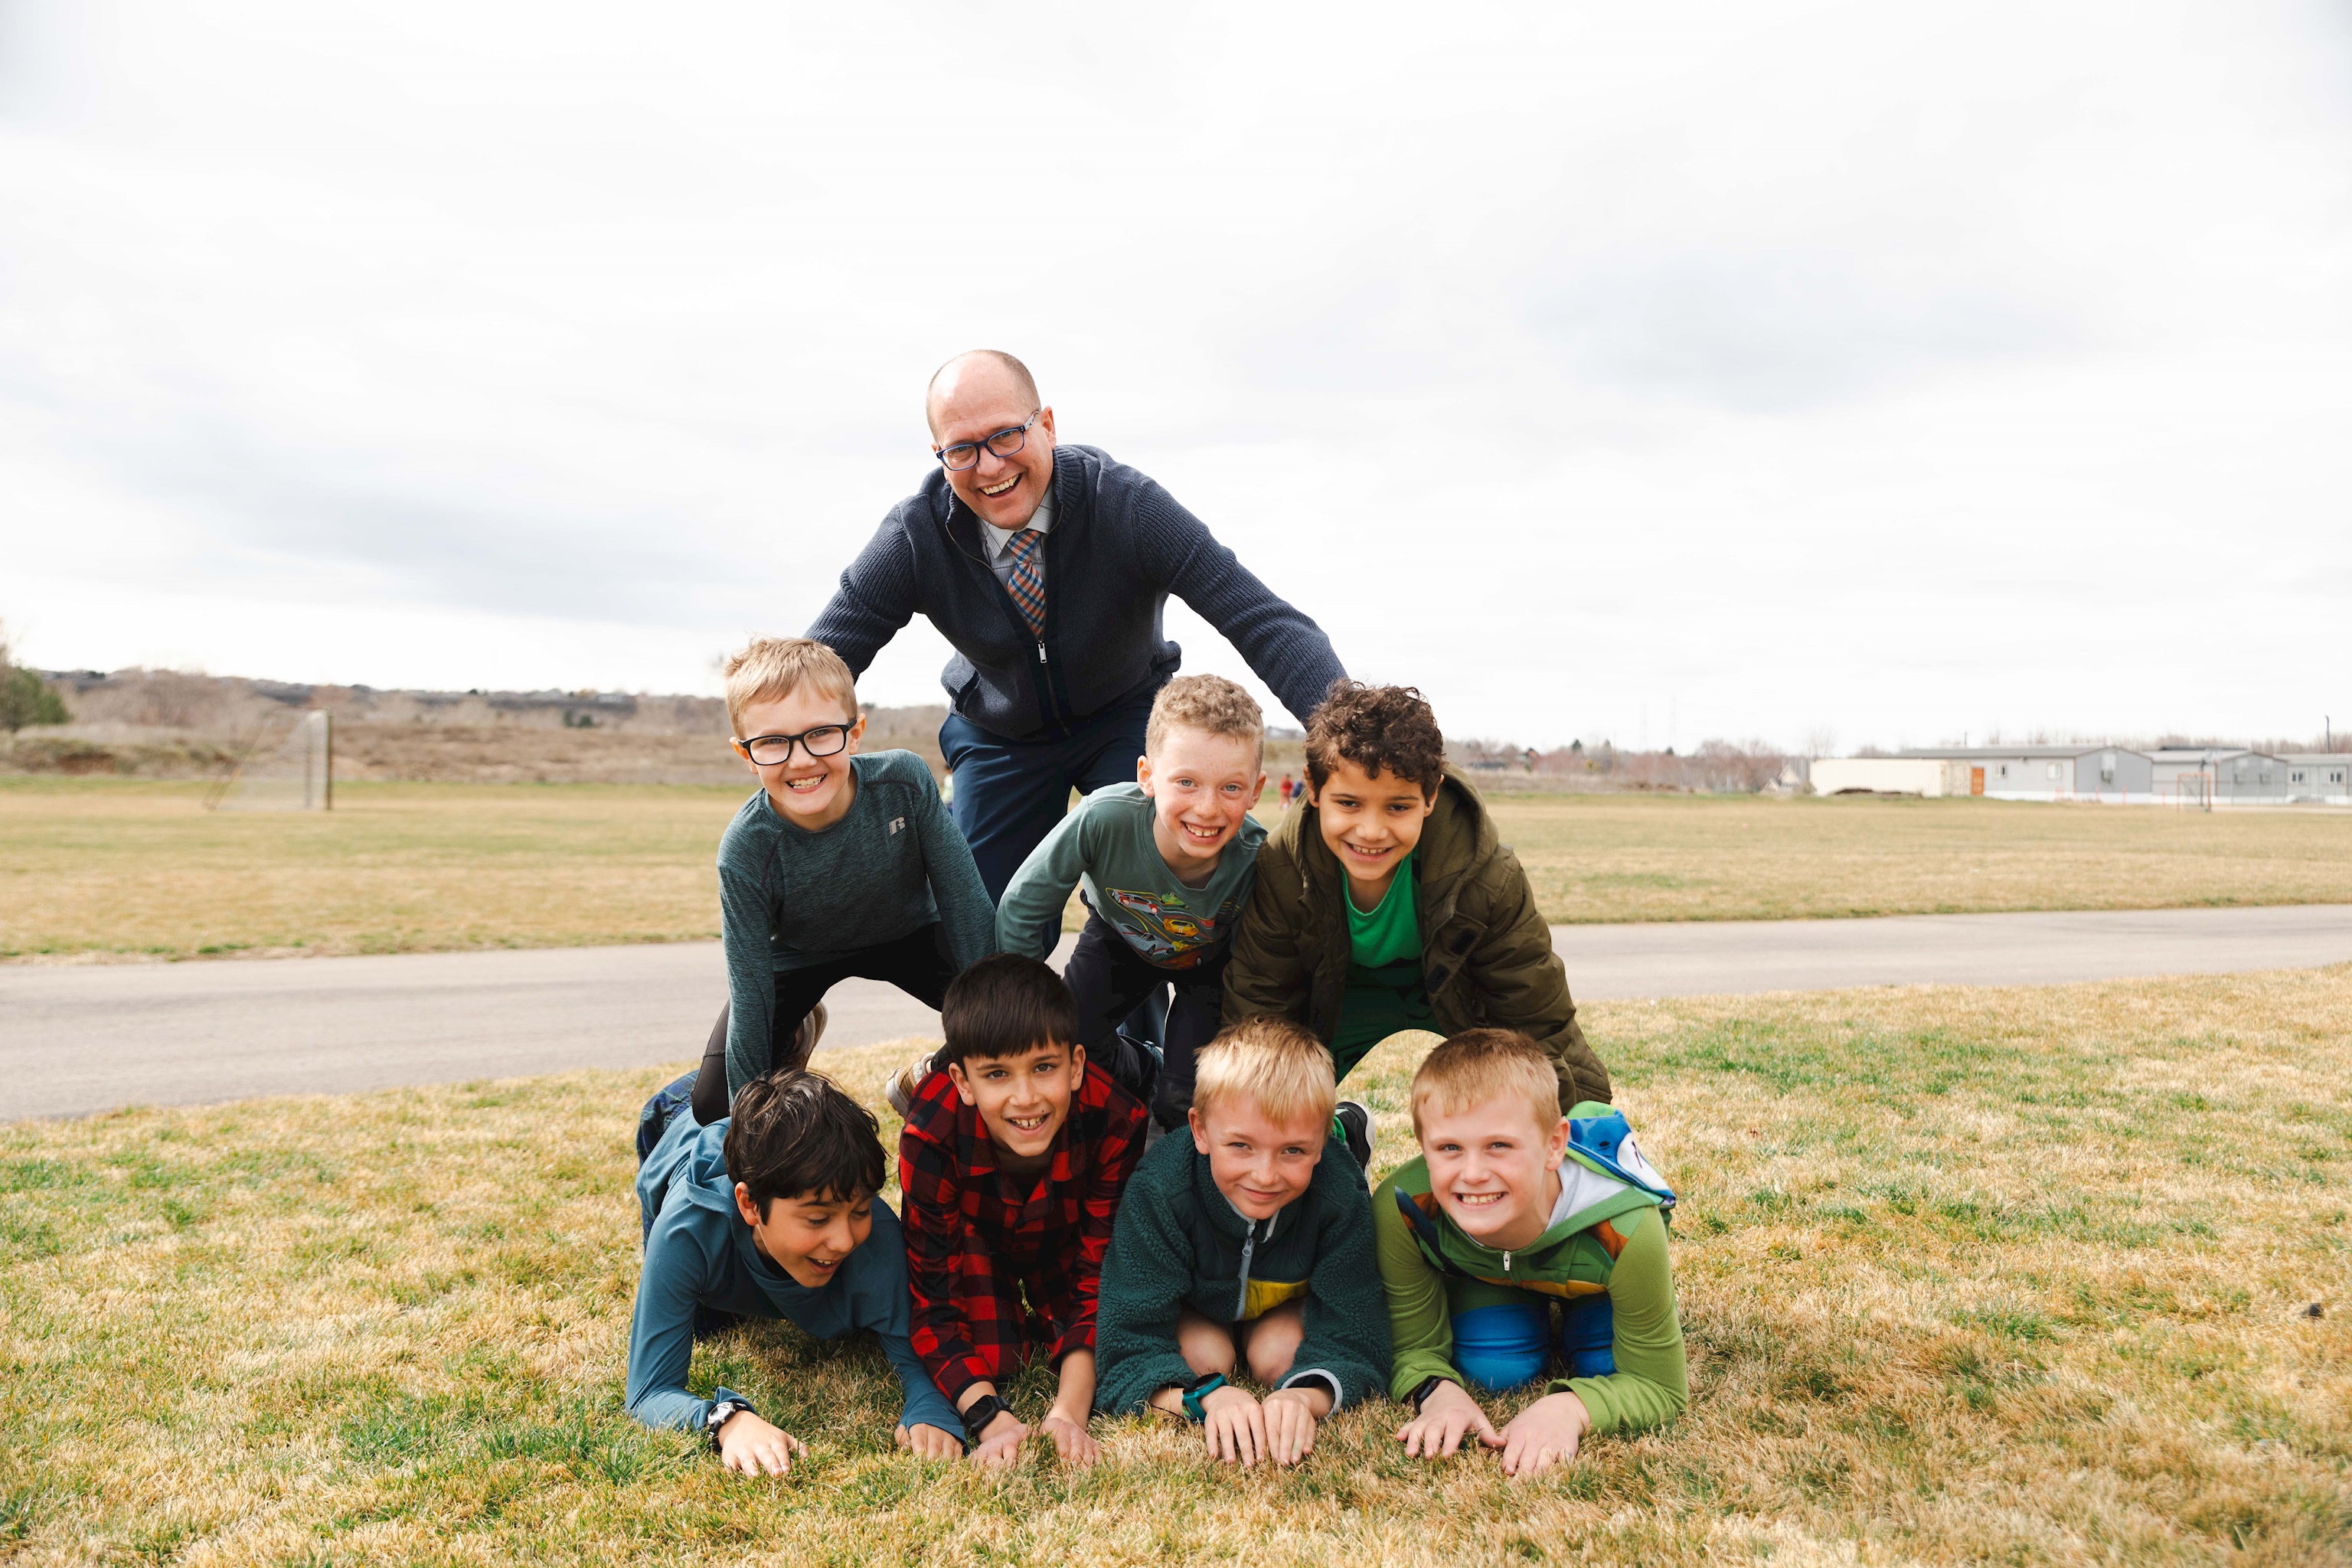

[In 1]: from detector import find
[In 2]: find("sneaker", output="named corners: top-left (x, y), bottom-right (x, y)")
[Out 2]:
top-left (789, 1003), bottom-right (829, 1069)
top-left (1334, 1101), bottom-right (1374, 1172)
top-left (885, 1047), bottom-right (936, 1120)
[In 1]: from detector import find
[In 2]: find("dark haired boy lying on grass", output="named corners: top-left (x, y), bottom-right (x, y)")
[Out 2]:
top-left (629, 1069), bottom-right (963, 1472)
top-left (897, 954), bottom-right (1147, 1470)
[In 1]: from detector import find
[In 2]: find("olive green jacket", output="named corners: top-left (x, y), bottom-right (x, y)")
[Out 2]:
top-left (1222, 767), bottom-right (1610, 1109)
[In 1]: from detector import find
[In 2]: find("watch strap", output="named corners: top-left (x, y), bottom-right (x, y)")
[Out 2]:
top-left (1181, 1373), bottom-right (1227, 1424)
top-left (1409, 1376), bottom-right (1447, 1414)
top-left (704, 1396), bottom-right (755, 1450)
top-left (959, 1393), bottom-right (1013, 1440)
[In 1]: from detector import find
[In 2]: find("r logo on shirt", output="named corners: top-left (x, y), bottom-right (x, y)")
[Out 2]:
top-left (888, 817), bottom-right (906, 835)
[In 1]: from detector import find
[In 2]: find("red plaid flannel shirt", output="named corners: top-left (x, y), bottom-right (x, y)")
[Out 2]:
top-left (897, 1060), bottom-right (1146, 1404)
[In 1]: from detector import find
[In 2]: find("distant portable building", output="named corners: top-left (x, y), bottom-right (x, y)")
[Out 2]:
top-left (1813, 746), bottom-right (2154, 802)
top-left (2281, 754), bottom-right (2352, 805)
top-left (2145, 748), bottom-right (2294, 806)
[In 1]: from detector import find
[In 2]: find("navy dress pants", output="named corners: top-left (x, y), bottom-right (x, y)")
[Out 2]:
top-left (939, 684), bottom-right (1159, 903)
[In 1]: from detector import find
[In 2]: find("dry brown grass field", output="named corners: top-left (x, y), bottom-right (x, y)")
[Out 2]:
top-left (3, 969), bottom-right (2346, 1565)
top-left (6, 776), bottom-right (2350, 963)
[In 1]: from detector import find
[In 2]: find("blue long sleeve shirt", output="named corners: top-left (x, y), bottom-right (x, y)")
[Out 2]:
top-left (627, 1112), bottom-right (962, 1440)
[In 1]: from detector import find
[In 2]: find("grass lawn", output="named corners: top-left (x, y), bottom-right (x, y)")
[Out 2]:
top-left (5, 776), bottom-right (2350, 962)
top-left (3, 969), bottom-right (2346, 1565)
top-left (0, 779), bottom-right (740, 962)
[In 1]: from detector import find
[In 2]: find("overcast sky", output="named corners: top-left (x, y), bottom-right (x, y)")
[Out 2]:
top-left (2, 1), bottom-right (2347, 751)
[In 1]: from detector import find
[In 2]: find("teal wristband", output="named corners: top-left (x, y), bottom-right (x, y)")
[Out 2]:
top-left (1180, 1374), bottom-right (1227, 1423)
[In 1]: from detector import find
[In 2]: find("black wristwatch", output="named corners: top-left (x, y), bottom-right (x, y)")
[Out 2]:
top-left (1408, 1376), bottom-right (1449, 1414)
top-left (704, 1396), bottom-right (756, 1450)
top-left (959, 1393), bottom-right (1014, 1440)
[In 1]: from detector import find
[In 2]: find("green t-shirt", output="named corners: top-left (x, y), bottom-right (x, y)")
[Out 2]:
top-left (1347, 854), bottom-right (1421, 967)
top-left (1331, 854), bottom-right (1432, 1081)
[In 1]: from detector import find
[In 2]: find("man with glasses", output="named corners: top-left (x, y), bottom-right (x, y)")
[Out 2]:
top-left (808, 349), bottom-right (1347, 901)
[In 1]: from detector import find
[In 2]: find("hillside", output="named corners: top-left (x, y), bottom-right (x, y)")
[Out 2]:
top-left (2, 668), bottom-right (945, 785)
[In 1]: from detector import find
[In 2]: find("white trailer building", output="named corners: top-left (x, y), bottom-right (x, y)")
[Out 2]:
top-left (1812, 746), bottom-right (2154, 802)
top-left (2281, 755), bottom-right (2352, 805)
top-left (2146, 748), bottom-right (2296, 806)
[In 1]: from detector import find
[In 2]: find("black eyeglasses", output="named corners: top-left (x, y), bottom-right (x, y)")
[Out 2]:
top-left (935, 410), bottom-right (1040, 472)
top-left (736, 725), bottom-right (852, 766)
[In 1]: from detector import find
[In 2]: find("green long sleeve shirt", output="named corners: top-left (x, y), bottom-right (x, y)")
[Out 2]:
top-left (995, 782), bottom-right (1264, 969)
top-left (1372, 1169), bottom-right (1688, 1438)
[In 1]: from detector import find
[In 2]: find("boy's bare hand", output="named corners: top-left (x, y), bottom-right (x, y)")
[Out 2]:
top-left (1200, 1383), bottom-right (1266, 1467)
top-left (965, 1410), bottom-right (1029, 1471)
top-left (1494, 1390), bottom-right (1589, 1479)
top-left (717, 1411), bottom-right (805, 1477)
top-left (895, 1423), bottom-right (964, 1460)
top-left (1393, 1380), bottom-right (1498, 1460)
top-left (1260, 1387), bottom-right (1324, 1466)
top-left (1037, 1410), bottom-right (1100, 1468)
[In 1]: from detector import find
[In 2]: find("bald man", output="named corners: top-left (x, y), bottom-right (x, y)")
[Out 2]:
top-left (807, 350), bottom-right (1348, 900)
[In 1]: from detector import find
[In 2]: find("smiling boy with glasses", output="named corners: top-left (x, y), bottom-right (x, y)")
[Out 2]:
top-left (660, 637), bottom-right (995, 1129)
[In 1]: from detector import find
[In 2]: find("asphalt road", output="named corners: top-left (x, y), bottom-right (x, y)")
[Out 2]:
top-left (5, 903), bottom-right (2348, 1121)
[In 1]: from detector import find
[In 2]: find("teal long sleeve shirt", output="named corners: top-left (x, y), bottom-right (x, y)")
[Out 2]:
top-left (628, 1114), bottom-right (961, 1440)
top-left (717, 750), bottom-right (995, 1098)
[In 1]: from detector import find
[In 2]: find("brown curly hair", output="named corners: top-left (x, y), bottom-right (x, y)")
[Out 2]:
top-left (1302, 680), bottom-right (1446, 798)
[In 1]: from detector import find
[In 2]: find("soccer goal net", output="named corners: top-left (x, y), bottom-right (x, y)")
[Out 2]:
top-left (211, 710), bottom-right (333, 811)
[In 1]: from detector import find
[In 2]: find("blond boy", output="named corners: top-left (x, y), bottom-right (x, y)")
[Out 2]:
top-left (1091, 1018), bottom-right (1391, 1468)
top-left (678, 637), bottom-right (995, 1125)
top-left (995, 674), bottom-right (1276, 1130)
top-left (1377, 1030), bottom-right (1687, 1480)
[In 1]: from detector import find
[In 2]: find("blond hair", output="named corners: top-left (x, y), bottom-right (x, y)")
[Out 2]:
top-left (723, 637), bottom-right (858, 739)
top-left (1146, 674), bottom-right (1264, 762)
top-left (1410, 1029), bottom-right (1561, 1139)
top-left (1193, 1016), bottom-right (1336, 1129)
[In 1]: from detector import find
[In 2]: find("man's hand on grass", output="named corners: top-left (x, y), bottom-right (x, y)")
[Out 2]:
top-left (965, 1408), bottom-right (1029, 1471)
top-left (1260, 1385), bottom-right (1329, 1466)
top-left (715, 1411), bottom-right (804, 1477)
top-left (894, 1423), bottom-right (963, 1460)
top-left (1393, 1380), bottom-right (1498, 1460)
top-left (1037, 1407), bottom-right (1101, 1468)
top-left (1492, 1390), bottom-right (1589, 1480)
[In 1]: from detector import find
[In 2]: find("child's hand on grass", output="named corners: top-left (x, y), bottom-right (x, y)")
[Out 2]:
top-left (895, 1423), bottom-right (964, 1460)
top-left (1393, 1380), bottom-right (1500, 1460)
top-left (1037, 1409), bottom-right (1101, 1468)
top-left (1492, 1390), bottom-right (1589, 1480)
top-left (1199, 1383), bottom-right (1269, 1467)
top-left (965, 1409), bottom-right (1029, 1471)
top-left (1259, 1386), bottom-right (1328, 1466)
top-left (716, 1411), bottom-right (805, 1477)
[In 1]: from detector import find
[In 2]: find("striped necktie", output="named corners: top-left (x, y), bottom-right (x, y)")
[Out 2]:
top-left (1003, 528), bottom-right (1047, 639)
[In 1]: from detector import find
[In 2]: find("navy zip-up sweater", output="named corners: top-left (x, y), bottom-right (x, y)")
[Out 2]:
top-left (807, 444), bottom-right (1347, 740)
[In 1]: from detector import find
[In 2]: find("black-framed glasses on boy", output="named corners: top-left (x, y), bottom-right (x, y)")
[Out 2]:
top-left (934, 410), bottom-right (1040, 472)
top-left (735, 725), bottom-right (851, 766)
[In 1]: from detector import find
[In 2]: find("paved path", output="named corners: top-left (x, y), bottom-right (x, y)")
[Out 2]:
top-left (5, 904), bottom-right (2347, 1121)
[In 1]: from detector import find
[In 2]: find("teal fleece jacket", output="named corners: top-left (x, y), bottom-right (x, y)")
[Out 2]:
top-left (1093, 1126), bottom-right (1392, 1416)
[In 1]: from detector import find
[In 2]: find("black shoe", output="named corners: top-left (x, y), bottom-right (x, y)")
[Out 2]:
top-left (1113, 1030), bottom-right (1161, 1111)
top-left (1334, 1101), bottom-right (1374, 1174)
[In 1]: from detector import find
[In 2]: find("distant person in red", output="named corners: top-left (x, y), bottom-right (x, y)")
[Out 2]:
top-left (1279, 774), bottom-right (1296, 809)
